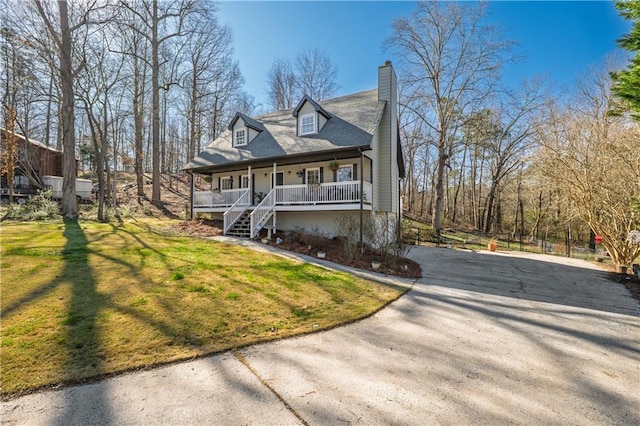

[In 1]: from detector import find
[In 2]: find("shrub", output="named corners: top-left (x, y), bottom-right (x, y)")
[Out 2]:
top-left (285, 227), bottom-right (308, 246)
top-left (306, 226), bottom-right (330, 251)
top-left (367, 215), bottom-right (411, 266)
top-left (1, 190), bottom-right (59, 221)
top-left (333, 215), bottom-right (361, 261)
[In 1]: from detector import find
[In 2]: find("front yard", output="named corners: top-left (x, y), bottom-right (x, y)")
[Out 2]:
top-left (0, 218), bottom-right (405, 399)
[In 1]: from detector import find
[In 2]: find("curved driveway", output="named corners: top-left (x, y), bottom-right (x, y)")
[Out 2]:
top-left (3, 246), bottom-right (639, 425)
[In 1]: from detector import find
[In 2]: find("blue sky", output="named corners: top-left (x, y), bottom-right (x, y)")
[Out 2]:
top-left (218, 1), bottom-right (631, 110)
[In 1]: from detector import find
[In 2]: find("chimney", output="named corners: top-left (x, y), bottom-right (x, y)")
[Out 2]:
top-left (376, 60), bottom-right (399, 213)
top-left (378, 60), bottom-right (397, 104)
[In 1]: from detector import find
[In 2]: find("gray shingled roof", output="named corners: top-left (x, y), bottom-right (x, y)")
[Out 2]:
top-left (227, 112), bottom-right (265, 132)
top-left (184, 89), bottom-right (385, 171)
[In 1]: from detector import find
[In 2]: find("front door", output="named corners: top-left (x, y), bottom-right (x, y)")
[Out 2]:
top-left (270, 172), bottom-right (284, 189)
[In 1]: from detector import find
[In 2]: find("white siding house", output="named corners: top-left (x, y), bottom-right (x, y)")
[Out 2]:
top-left (183, 62), bottom-right (405, 238)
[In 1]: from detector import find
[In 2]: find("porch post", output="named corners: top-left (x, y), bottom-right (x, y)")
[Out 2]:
top-left (272, 162), bottom-right (277, 232)
top-left (247, 165), bottom-right (252, 202)
top-left (189, 171), bottom-right (194, 220)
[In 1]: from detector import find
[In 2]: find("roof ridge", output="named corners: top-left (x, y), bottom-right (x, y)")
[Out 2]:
top-left (254, 88), bottom-right (378, 120)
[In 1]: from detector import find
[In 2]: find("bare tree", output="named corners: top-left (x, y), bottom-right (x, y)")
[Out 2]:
top-left (34, 0), bottom-right (87, 218)
top-left (537, 66), bottom-right (640, 269)
top-left (119, 0), bottom-right (200, 206)
top-left (181, 11), bottom-right (236, 160)
top-left (77, 31), bottom-right (125, 221)
top-left (207, 64), bottom-right (250, 140)
top-left (479, 81), bottom-right (548, 233)
top-left (388, 1), bottom-right (513, 238)
top-left (294, 48), bottom-right (338, 101)
top-left (265, 57), bottom-right (297, 111)
top-left (265, 49), bottom-right (338, 111)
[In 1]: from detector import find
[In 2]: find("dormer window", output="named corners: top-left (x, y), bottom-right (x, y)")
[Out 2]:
top-left (300, 114), bottom-right (316, 135)
top-left (293, 96), bottom-right (331, 137)
top-left (234, 129), bottom-right (246, 147)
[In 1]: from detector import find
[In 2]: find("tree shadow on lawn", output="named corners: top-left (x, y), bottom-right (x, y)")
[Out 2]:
top-left (51, 218), bottom-right (113, 425)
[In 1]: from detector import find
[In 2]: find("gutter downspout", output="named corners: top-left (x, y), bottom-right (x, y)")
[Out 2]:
top-left (247, 165), bottom-right (252, 204)
top-left (359, 148), bottom-right (364, 252)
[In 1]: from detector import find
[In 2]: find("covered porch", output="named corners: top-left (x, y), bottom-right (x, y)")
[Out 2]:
top-left (188, 154), bottom-right (374, 237)
top-left (193, 180), bottom-right (372, 213)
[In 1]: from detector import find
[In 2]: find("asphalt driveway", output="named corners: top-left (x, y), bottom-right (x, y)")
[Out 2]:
top-left (3, 246), bottom-right (639, 425)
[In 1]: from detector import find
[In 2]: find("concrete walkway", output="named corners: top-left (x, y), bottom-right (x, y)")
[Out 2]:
top-left (3, 245), bottom-right (639, 425)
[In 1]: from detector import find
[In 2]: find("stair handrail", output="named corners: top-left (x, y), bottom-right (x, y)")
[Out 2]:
top-left (223, 189), bottom-right (251, 234)
top-left (249, 188), bottom-right (276, 238)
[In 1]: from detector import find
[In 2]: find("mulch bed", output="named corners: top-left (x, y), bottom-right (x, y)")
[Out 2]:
top-left (168, 220), bottom-right (224, 238)
top-left (263, 232), bottom-right (422, 279)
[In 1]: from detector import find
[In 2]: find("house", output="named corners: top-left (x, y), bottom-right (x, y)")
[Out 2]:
top-left (0, 128), bottom-right (64, 197)
top-left (183, 61), bottom-right (405, 239)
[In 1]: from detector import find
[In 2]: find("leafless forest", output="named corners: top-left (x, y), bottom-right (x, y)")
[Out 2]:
top-left (1, 1), bottom-right (638, 267)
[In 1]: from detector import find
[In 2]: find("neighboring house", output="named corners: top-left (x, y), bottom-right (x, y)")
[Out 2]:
top-left (183, 61), bottom-right (405, 239)
top-left (0, 128), bottom-right (63, 194)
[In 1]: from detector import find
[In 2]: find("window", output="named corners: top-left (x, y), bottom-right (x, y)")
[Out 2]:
top-left (241, 175), bottom-right (250, 189)
top-left (14, 175), bottom-right (29, 189)
top-left (221, 176), bottom-right (233, 190)
top-left (234, 129), bottom-right (246, 146)
top-left (337, 165), bottom-right (353, 182)
top-left (300, 114), bottom-right (316, 135)
top-left (306, 168), bottom-right (320, 185)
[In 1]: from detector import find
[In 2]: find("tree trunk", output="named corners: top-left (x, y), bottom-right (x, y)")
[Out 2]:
top-left (133, 57), bottom-right (145, 198)
top-left (431, 134), bottom-right (447, 235)
top-left (58, 0), bottom-right (78, 218)
top-left (483, 176), bottom-right (498, 233)
top-left (84, 103), bottom-right (105, 221)
top-left (452, 143), bottom-right (467, 224)
top-left (151, 0), bottom-right (161, 205)
top-left (189, 66), bottom-right (198, 161)
top-left (44, 73), bottom-right (54, 147)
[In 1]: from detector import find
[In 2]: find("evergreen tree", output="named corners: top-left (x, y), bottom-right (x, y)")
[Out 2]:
top-left (612, 0), bottom-right (640, 120)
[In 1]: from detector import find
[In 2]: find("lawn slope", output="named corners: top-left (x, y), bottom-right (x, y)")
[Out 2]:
top-left (0, 218), bottom-right (405, 398)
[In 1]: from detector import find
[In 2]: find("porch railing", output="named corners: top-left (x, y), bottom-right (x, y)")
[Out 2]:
top-left (275, 181), bottom-right (372, 205)
top-left (223, 189), bottom-right (251, 234)
top-left (194, 188), bottom-right (246, 208)
top-left (194, 181), bottom-right (372, 211)
top-left (249, 188), bottom-right (276, 238)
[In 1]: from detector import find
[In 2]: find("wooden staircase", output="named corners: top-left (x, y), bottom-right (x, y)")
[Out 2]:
top-left (225, 210), bottom-right (252, 238)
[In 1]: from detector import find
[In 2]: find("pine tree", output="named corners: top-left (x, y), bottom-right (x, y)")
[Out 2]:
top-left (612, 0), bottom-right (640, 120)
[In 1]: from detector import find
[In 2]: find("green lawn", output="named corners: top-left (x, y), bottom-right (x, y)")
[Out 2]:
top-left (0, 218), bottom-right (405, 398)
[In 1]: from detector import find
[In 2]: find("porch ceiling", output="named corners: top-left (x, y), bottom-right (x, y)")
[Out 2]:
top-left (188, 146), bottom-right (369, 175)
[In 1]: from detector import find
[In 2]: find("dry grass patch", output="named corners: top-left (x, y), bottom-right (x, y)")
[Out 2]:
top-left (0, 218), bottom-right (405, 399)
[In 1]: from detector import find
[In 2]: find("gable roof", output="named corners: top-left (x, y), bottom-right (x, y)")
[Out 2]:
top-left (184, 89), bottom-right (385, 171)
top-left (0, 128), bottom-right (62, 153)
top-left (227, 112), bottom-right (265, 132)
top-left (292, 95), bottom-right (332, 119)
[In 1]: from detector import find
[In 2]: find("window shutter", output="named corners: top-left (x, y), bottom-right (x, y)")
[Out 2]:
top-left (302, 169), bottom-right (306, 184)
top-left (332, 169), bottom-right (337, 182)
top-left (353, 164), bottom-right (358, 180)
top-left (217, 177), bottom-right (221, 190)
top-left (320, 167), bottom-right (324, 183)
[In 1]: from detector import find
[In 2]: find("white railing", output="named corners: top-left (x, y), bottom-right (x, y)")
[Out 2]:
top-left (275, 181), bottom-right (372, 205)
top-left (194, 188), bottom-right (246, 208)
top-left (249, 188), bottom-right (276, 238)
top-left (223, 189), bottom-right (251, 234)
